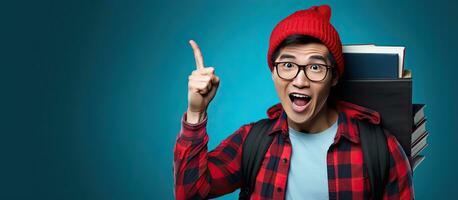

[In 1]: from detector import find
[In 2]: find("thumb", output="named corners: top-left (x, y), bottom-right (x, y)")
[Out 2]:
top-left (206, 75), bottom-right (220, 99)
top-left (211, 75), bottom-right (220, 87)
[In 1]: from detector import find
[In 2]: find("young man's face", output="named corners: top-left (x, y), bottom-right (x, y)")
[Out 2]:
top-left (272, 43), bottom-right (338, 128)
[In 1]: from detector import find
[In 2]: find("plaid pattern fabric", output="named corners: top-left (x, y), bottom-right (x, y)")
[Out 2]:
top-left (174, 101), bottom-right (414, 200)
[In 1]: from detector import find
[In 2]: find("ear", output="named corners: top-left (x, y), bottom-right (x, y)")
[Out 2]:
top-left (271, 68), bottom-right (275, 80)
top-left (331, 70), bottom-right (339, 87)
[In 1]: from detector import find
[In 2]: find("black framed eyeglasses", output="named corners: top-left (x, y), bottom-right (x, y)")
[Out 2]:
top-left (274, 62), bottom-right (333, 82)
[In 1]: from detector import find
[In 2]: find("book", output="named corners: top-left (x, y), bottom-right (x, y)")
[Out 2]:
top-left (411, 132), bottom-right (428, 157)
top-left (412, 143), bottom-right (428, 159)
top-left (342, 45), bottom-right (406, 79)
top-left (413, 104), bottom-right (426, 126)
top-left (411, 118), bottom-right (427, 144)
top-left (342, 53), bottom-right (398, 79)
top-left (411, 155), bottom-right (425, 171)
top-left (337, 79), bottom-right (413, 156)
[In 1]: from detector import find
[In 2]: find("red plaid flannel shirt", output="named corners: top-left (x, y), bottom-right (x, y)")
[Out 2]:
top-left (174, 101), bottom-right (414, 199)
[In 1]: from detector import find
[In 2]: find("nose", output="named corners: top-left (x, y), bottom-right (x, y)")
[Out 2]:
top-left (291, 69), bottom-right (310, 89)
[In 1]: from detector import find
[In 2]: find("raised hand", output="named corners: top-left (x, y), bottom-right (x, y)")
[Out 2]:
top-left (186, 40), bottom-right (220, 124)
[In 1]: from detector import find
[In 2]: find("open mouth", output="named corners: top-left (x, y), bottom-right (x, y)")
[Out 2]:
top-left (289, 93), bottom-right (312, 112)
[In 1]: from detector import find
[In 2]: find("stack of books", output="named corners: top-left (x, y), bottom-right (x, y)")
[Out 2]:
top-left (411, 104), bottom-right (427, 171)
top-left (336, 44), bottom-right (428, 171)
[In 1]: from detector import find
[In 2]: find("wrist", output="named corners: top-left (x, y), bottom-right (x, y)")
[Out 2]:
top-left (186, 109), bottom-right (206, 124)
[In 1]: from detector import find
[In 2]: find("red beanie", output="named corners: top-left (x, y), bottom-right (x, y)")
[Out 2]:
top-left (267, 5), bottom-right (344, 77)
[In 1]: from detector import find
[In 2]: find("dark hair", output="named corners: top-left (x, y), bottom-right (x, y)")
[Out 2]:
top-left (271, 34), bottom-right (340, 107)
top-left (271, 34), bottom-right (337, 68)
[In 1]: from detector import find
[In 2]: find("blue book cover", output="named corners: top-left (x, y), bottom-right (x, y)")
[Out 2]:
top-left (342, 52), bottom-right (399, 79)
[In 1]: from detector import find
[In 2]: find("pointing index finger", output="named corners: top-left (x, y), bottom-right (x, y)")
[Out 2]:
top-left (189, 40), bottom-right (205, 70)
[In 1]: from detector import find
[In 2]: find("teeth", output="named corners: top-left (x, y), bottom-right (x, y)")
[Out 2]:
top-left (291, 93), bottom-right (307, 98)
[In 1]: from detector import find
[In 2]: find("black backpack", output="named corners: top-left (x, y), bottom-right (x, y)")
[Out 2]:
top-left (239, 118), bottom-right (389, 200)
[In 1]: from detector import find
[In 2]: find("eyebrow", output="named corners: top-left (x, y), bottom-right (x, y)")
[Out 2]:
top-left (277, 54), bottom-right (328, 63)
top-left (278, 54), bottom-right (296, 60)
top-left (309, 55), bottom-right (327, 63)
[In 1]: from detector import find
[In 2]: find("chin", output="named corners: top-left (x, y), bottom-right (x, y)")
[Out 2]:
top-left (288, 115), bottom-right (311, 125)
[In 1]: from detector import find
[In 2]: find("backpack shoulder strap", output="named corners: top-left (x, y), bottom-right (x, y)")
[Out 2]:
top-left (239, 118), bottom-right (276, 200)
top-left (356, 119), bottom-right (390, 200)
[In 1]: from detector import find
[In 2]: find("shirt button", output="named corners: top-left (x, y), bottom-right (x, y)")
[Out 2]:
top-left (282, 158), bottom-right (288, 163)
top-left (277, 187), bottom-right (283, 192)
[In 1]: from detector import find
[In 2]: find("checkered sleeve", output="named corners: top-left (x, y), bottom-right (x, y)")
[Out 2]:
top-left (383, 131), bottom-right (415, 200)
top-left (173, 112), bottom-right (252, 200)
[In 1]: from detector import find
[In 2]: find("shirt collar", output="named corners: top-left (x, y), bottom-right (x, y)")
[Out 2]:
top-left (265, 101), bottom-right (381, 144)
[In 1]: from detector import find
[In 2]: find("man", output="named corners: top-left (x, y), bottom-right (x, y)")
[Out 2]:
top-left (174, 5), bottom-right (413, 200)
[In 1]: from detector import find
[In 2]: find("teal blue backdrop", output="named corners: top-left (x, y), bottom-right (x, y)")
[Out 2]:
top-left (2, 0), bottom-right (458, 199)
